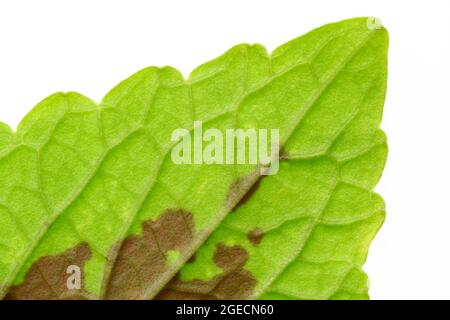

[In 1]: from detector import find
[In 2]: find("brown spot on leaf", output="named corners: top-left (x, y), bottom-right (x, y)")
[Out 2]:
top-left (233, 178), bottom-right (262, 212)
top-left (279, 147), bottom-right (289, 161)
top-left (105, 209), bottom-right (195, 300)
top-left (247, 228), bottom-right (264, 246)
top-left (155, 243), bottom-right (256, 300)
top-left (226, 146), bottom-right (288, 213)
top-left (225, 146), bottom-right (287, 212)
top-left (5, 243), bottom-right (92, 300)
top-left (187, 254), bottom-right (197, 264)
top-left (227, 170), bottom-right (265, 213)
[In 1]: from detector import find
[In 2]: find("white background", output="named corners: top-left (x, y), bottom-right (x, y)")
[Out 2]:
top-left (1, 0), bottom-right (449, 299)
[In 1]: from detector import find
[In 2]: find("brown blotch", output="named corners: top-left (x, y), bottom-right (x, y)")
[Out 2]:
top-left (5, 243), bottom-right (92, 300)
top-left (155, 243), bottom-right (256, 300)
top-left (105, 209), bottom-right (195, 300)
top-left (247, 228), bottom-right (264, 246)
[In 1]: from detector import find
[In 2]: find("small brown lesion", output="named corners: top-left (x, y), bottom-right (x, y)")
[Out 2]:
top-left (156, 243), bottom-right (256, 300)
top-left (226, 146), bottom-right (287, 214)
top-left (187, 254), bottom-right (197, 264)
top-left (279, 147), bottom-right (289, 161)
top-left (247, 227), bottom-right (264, 246)
top-left (232, 178), bottom-right (263, 212)
top-left (5, 243), bottom-right (92, 300)
top-left (227, 170), bottom-right (264, 213)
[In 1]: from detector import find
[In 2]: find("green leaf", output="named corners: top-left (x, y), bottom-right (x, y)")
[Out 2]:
top-left (0, 17), bottom-right (388, 300)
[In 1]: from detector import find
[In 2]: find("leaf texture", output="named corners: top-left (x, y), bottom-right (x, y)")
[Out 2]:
top-left (0, 17), bottom-right (388, 300)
